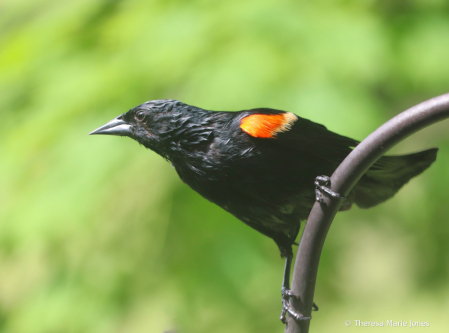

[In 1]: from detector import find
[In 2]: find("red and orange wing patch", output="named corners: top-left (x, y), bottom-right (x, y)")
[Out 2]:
top-left (240, 113), bottom-right (298, 138)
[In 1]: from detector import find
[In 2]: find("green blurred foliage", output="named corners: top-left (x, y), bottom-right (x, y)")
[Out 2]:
top-left (1, 0), bottom-right (449, 332)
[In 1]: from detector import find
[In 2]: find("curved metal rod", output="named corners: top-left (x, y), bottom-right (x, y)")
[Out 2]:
top-left (285, 93), bottom-right (449, 333)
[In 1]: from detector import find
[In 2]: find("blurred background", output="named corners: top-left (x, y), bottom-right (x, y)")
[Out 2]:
top-left (1, 0), bottom-right (449, 332)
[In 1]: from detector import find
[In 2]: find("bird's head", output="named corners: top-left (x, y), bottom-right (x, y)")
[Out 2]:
top-left (90, 99), bottom-right (213, 159)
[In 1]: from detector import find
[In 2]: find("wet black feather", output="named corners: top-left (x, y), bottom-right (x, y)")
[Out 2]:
top-left (117, 100), bottom-right (437, 256)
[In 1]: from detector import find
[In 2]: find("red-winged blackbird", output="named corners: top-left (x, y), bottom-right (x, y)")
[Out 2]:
top-left (90, 99), bottom-right (437, 322)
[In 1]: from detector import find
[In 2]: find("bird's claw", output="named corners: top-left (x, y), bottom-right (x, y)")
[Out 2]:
top-left (280, 288), bottom-right (312, 323)
top-left (315, 175), bottom-right (346, 203)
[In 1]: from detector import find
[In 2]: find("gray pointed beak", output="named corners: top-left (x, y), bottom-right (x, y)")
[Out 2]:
top-left (89, 117), bottom-right (132, 136)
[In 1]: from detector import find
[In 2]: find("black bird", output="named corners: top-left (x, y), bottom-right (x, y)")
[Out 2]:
top-left (90, 100), bottom-right (437, 322)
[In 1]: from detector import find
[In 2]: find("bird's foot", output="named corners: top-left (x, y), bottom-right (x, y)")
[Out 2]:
top-left (280, 288), bottom-right (316, 323)
top-left (315, 175), bottom-right (347, 203)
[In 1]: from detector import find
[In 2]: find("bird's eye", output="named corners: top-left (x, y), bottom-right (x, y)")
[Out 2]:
top-left (135, 111), bottom-right (145, 121)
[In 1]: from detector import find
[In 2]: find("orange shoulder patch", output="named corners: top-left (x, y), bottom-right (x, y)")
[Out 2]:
top-left (240, 113), bottom-right (298, 138)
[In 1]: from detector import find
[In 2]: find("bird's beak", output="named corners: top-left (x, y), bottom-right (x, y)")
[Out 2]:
top-left (89, 116), bottom-right (132, 136)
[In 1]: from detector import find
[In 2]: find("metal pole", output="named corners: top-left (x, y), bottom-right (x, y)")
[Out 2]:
top-left (285, 93), bottom-right (449, 333)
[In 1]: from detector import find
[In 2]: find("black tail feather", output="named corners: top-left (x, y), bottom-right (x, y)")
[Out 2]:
top-left (353, 148), bottom-right (438, 208)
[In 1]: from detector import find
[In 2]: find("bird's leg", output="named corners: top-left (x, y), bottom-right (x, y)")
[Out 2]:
top-left (280, 255), bottom-right (317, 323)
top-left (315, 175), bottom-right (348, 205)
